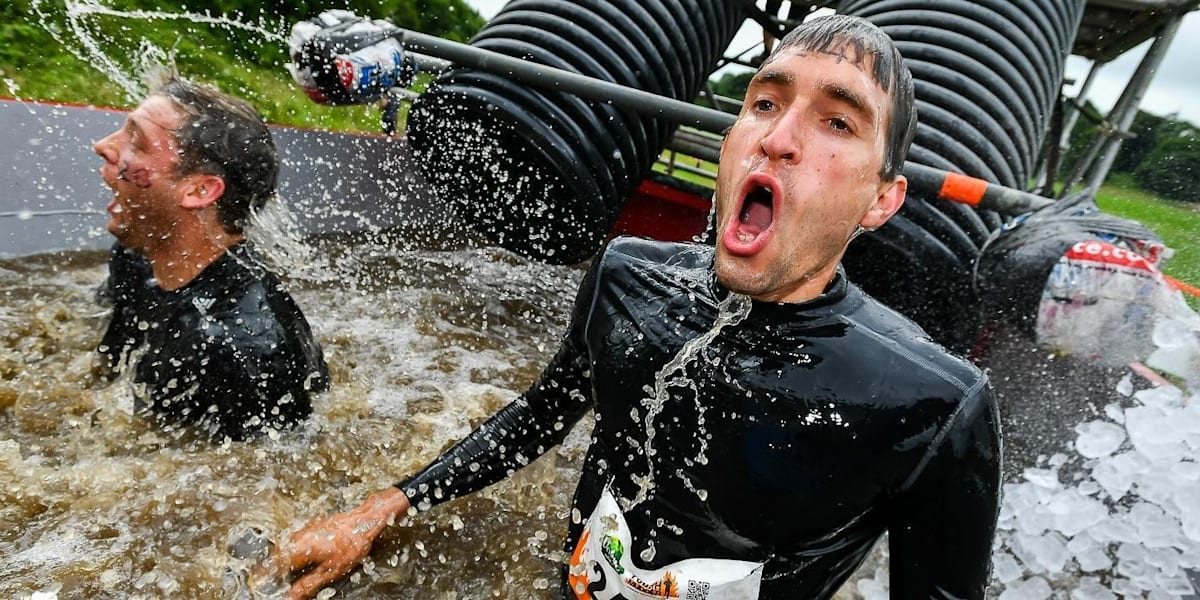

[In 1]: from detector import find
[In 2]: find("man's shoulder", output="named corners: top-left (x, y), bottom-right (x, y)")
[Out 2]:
top-left (847, 286), bottom-right (987, 392)
top-left (189, 247), bottom-right (298, 330)
top-left (599, 236), bottom-right (712, 273)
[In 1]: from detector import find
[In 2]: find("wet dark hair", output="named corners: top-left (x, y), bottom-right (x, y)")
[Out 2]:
top-left (155, 79), bottom-right (279, 234)
top-left (771, 14), bottom-right (917, 180)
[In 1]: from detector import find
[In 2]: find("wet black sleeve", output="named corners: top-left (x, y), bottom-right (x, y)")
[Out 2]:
top-left (395, 258), bottom-right (602, 511)
top-left (97, 243), bottom-right (153, 372)
top-left (887, 380), bottom-right (1001, 599)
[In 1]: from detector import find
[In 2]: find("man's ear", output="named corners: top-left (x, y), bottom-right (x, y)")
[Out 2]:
top-left (861, 175), bottom-right (907, 230)
top-left (179, 174), bottom-right (225, 210)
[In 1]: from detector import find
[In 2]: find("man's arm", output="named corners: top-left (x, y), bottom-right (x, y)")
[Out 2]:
top-left (394, 336), bottom-right (593, 510)
top-left (887, 380), bottom-right (1002, 599)
top-left (285, 341), bottom-right (591, 599)
top-left (97, 243), bottom-right (153, 374)
top-left (285, 253), bottom-right (605, 599)
top-left (287, 487), bottom-right (411, 600)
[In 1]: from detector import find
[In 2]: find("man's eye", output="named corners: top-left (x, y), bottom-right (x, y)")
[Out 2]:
top-left (829, 117), bottom-right (850, 132)
top-left (753, 99), bottom-right (776, 112)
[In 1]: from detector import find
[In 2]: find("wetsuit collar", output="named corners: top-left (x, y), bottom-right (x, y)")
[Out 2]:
top-left (708, 264), bottom-right (861, 324)
top-left (162, 241), bottom-right (260, 295)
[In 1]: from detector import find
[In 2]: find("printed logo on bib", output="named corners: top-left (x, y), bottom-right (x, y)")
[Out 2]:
top-left (567, 489), bottom-right (763, 600)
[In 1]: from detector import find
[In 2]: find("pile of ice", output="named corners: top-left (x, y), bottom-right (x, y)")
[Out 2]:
top-left (993, 312), bottom-right (1200, 599)
top-left (852, 305), bottom-right (1200, 599)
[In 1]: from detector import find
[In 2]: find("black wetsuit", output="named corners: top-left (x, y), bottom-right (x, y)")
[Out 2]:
top-left (398, 238), bottom-right (1000, 598)
top-left (98, 242), bottom-right (329, 441)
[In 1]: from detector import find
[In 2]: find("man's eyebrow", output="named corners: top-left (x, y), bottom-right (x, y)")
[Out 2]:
top-left (751, 69), bottom-right (795, 88)
top-left (817, 80), bottom-right (876, 125)
top-left (125, 115), bottom-right (146, 139)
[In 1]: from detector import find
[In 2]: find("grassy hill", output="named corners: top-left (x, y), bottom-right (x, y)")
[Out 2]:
top-left (0, 0), bottom-right (481, 131)
top-left (1094, 174), bottom-right (1200, 298)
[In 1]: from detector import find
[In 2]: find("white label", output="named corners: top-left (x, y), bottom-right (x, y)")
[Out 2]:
top-left (567, 489), bottom-right (764, 600)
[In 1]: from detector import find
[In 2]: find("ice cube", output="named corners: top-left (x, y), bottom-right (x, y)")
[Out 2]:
top-left (992, 550), bottom-right (1025, 583)
top-left (1050, 492), bottom-right (1108, 537)
top-left (1129, 502), bottom-right (1182, 549)
top-left (1092, 459), bottom-right (1134, 501)
top-left (1074, 421), bottom-right (1126, 458)
top-left (1024, 468), bottom-right (1061, 489)
top-left (999, 576), bottom-right (1052, 600)
top-left (1110, 577), bottom-right (1142, 597)
top-left (1116, 373), bottom-right (1134, 396)
top-left (1070, 577), bottom-right (1116, 600)
top-left (1012, 532), bottom-right (1071, 574)
top-left (1156, 570), bottom-right (1196, 595)
top-left (1105, 402), bottom-right (1125, 424)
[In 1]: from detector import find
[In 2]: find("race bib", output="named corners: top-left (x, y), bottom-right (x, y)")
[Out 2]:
top-left (567, 489), bottom-right (764, 600)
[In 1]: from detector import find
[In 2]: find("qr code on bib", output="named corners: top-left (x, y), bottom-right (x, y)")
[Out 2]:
top-left (686, 580), bottom-right (710, 600)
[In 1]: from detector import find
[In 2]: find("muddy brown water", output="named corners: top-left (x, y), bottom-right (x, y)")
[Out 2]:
top-left (0, 240), bottom-right (605, 598)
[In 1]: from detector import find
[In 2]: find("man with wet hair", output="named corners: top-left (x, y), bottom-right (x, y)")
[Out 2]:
top-left (95, 78), bottom-right (329, 441)
top-left (287, 14), bottom-right (999, 598)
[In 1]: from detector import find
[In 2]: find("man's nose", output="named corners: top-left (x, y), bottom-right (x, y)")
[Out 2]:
top-left (760, 109), bottom-right (803, 163)
top-left (93, 131), bottom-right (118, 162)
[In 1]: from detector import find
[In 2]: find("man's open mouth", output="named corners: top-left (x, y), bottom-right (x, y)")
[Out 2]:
top-left (739, 184), bottom-right (774, 240)
top-left (722, 176), bottom-right (778, 256)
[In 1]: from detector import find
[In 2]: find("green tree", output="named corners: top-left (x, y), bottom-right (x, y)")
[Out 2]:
top-left (1111, 110), bottom-right (1168, 173)
top-left (1134, 134), bottom-right (1200, 202)
top-left (708, 70), bottom-right (753, 100)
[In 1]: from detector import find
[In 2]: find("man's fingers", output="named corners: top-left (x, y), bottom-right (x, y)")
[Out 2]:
top-left (288, 565), bottom-right (342, 600)
top-left (286, 528), bottom-right (322, 572)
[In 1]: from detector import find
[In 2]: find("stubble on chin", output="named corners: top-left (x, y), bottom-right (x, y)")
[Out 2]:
top-left (714, 251), bottom-right (765, 297)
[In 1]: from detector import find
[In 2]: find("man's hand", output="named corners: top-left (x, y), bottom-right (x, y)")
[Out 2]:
top-left (286, 487), bottom-right (411, 600)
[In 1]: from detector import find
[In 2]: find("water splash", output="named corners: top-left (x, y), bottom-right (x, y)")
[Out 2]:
top-left (31, 0), bottom-right (287, 102)
top-left (244, 197), bottom-right (328, 283)
top-left (0, 245), bottom-right (586, 598)
top-left (623, 291), bottom-right (752, 517)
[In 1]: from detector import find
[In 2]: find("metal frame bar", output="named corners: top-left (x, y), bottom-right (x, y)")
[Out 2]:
top-left (1083, 12), bottom-right (1185, 191)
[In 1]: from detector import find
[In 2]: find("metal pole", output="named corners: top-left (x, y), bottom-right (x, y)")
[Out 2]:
top-left (1059, 125), bottom-right (1109, 195)
top-left (1059, 60), bottom-right (1102, 150)
top-left (1084, 14), bottom-right (1185, 192)
top-left (1039, 59), bottom-right (1101, 190)
top-left (396, 28), bottom-right (738, 133)
top-left (663, 130), bottom-right (1054, 215)
top-left (903, 163), bottom-right (1054, 215)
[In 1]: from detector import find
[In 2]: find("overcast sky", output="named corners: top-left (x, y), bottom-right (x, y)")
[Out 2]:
top-left (461, 0), bottom-right (1200, 126)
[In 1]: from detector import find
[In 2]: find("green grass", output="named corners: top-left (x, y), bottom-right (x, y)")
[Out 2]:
top-left (1094, 173), bottom-right (1200, 309)
top-left (1095, 174), bottom-right (1200, 285)
top-left (0, 2), bottom-right (401, 133)
top-left (652, 152), bottom-right (718, 188)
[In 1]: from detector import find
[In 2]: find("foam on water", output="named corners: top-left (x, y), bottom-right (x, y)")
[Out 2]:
top-left (0, 245), bottom-right (591, 598)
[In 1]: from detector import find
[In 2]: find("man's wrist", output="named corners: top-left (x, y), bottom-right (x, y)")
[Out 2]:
top-left (356, 487), bottom-right (411, 533)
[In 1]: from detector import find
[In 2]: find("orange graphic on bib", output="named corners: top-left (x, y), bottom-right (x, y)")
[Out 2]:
top-left (569, 528), bottom-right (592, 599)
top-left (625, 571), bottom-right (679, 597)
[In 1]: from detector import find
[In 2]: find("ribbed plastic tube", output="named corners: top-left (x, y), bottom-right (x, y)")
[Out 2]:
top-left (407, 0), bottom-right (745, 264)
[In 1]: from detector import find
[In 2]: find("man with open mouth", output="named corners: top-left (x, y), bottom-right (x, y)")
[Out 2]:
top-left (94, 78), bottom-right (329, 441)
top-left (286, 14), bottom-right (1000, 600)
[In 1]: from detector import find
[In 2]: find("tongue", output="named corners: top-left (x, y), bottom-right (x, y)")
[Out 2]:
top-left (738, 198), bottom-right (773, 236)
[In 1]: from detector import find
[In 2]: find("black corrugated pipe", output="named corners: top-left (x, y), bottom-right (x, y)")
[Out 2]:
top-left (407, 0), bottom-right (744, 264)
top-left (837, 0), bottom-right (1085, 351)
